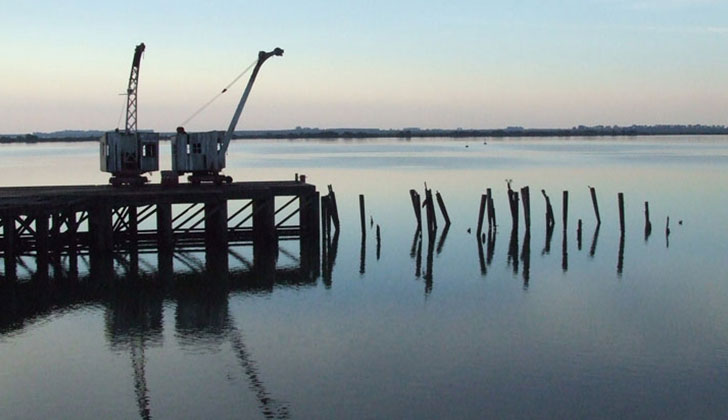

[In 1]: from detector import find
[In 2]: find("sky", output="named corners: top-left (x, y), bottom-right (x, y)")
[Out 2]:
top-left (1, 0), bottom-right (727, 133)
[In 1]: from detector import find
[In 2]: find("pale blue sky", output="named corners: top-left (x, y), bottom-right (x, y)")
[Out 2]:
top-left (1, 0), bottom-right (727, 133)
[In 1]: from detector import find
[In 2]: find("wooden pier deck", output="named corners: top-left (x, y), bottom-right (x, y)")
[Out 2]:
top-left (0, 180), bottom-right (321, 280)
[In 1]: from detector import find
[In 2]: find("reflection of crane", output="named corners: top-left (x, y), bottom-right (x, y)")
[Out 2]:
top-left (100, 42), bottom-right (160, 186)
top-left (228, 320), bottom-right (290, 419)
top-left (172, 48), bottom-right (283, 184)
top-left (130, 336), bottom-right (151, 420)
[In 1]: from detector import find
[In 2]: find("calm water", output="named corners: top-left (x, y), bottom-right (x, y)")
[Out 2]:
top-left (1, 136), bottom-right (728, 419)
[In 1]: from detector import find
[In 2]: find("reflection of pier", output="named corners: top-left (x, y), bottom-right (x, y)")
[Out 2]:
top-left (0, 244), bottom-right (318, 419)
top-left (0, 181), bottom-right (320, 281)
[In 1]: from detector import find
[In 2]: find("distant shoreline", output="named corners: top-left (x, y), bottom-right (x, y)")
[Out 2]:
top-left (2, 125), bottom-right (727, 143)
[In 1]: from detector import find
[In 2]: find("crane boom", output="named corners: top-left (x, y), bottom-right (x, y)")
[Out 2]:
top-left (222, 47), bottom-right (283, 154)
top-left (125, 42), bottom-right (146, 134)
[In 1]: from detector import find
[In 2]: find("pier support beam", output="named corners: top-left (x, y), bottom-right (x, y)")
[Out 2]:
top-left (300, 189), bottom-right (320, 279)
top-left (205, 197), bottom-right (228, 250)
top-left (89, 204), bottom-right (113, 255)
top-left (3, 212), bottom-right (17, 280)
top-left (156, 202), bottom-right (173, 251)
top-left (35, 212), bottom-right (50, 280)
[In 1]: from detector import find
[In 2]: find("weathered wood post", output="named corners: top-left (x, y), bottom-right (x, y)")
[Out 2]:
top-left (476, 193), bottom-right (487, 237)
top-left (618, 192), bottom-right (625, 235)
top-left (520, 186), bottom-right (531, 231)
top-left (327, 185), bottom-right (340, 232)
top-left (644, 201), bottom-right (652, 239)
top-left (359, 194), bottom-right (366, 238)
top-left (376, 224), bottom-right (381, 260)
top-left (435, 191), bottom-right (451, 226)
top-left (541, 189), bottom-right (555, 229)
top-left (590, 186), bottom-right (601, 226)
top-left (424, 187), bottom-right (437, 238)
top-left (320, 195), bottom-right (330, 244)
top-left (487, 188), bottom-right (496, 230)
top-left (562, 191), bottom-right (568, 232)
top-left (409, 189), bottom-right (422, 229)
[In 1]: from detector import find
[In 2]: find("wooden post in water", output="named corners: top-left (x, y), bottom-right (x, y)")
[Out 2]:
top-left (376, 224), bottom-right (381, 260)
top-left (327, 185), bottom-right (340, 232)
top-left (644, 201), bottom-right (652, 239)
top-left (618, 192), bottom-right (625, 235)
top-left (435, 191), bottom-right (451, 226)
top-left (541, 189), bottom-right (555, 229)
top-left (477, 194), bottom-right (487, 237)
top-left (520, 186), bottom-right (531, 231)
top-left (409, 189), bottom-right (422, 229)
top-left (359, 194), bottom-right (366, 238)
top-left (487, 188), bottom-right (496, 230)
top-left (590, 186), bottom-right (601, 226)
top-left (424, 186), bottom-right (437, 237)
top-left (562, 191), bottom-right (568, 232)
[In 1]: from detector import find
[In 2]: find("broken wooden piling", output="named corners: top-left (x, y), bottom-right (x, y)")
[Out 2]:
top-left (618, 192), bottom-right (625, 235)
top-left (435, 191), bottom-right (451, 226)
top-left (541, 189), bottom-right (555, 229)
top-left (589, 186), bottom-right (601, 226)
top-left (409, 189), bottom-right (422, 229)
top-left (562, 190), bottom-right (568, 232)
top-left (476, 193), bottom-right (487, 237)
top-left (359, 194), bottom-right (366, 238)
top-left (520, 186), bottom-right (531, 231)
top-left (644, 201), bottom-right (652, 239)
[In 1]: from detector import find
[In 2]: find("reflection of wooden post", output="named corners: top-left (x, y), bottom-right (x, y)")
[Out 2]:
top-left (520, 186), bottom-right (531, 231)
top-left (590, 186), bottom-right (601, 226)
top-left (618, 192), bottom-right (625, 235)
top-left (577, 219), bottom-right (583, 250)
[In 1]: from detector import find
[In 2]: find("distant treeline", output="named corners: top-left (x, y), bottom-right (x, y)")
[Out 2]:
top-left (2, 124), bottom-right (728, 143)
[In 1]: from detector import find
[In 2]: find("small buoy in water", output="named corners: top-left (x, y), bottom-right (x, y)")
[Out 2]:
top-left (465, 144), bottom-right (469, 148)
top-left (467, 228), bottom-right (471, 234)
top-left (679, 220), bottom-right (683, 225)
top-left (483, 141), bottom-right (487, 145)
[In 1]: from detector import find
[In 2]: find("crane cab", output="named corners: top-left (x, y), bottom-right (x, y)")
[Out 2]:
top-left (171, 129), bottom-right (231, 184)
top-left (100, 131), bottom-right (160, 186)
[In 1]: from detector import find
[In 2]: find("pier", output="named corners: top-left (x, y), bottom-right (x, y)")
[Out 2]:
top-left (0, 180), bottom-right (320, 281)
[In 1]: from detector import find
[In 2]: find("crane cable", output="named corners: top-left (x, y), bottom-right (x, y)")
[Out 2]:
top-left (178, 58), bottom-right (258, 127)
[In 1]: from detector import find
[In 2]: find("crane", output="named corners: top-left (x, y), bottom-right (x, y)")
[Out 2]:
top-left (171, 48), bottom-right (283, 184)
top-left (100, 42), bottom-right (160, 186)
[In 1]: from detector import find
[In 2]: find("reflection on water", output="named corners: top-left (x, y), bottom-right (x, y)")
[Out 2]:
top-left (2, 138), bottom-right (728, 419)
